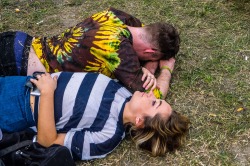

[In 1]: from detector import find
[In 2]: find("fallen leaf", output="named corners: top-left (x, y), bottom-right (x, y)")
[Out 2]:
top-left (209, 113), bottom-right (217, 117)
top-left (236, 107), bottom-right (244, 112)
top-left (15, 8), bottom-right (20, 12)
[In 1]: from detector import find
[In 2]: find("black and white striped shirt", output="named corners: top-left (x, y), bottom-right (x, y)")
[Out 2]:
top-left (34, 72), bottom-right (132, 160)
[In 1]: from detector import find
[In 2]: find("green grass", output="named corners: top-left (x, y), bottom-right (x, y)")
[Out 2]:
top-left (1, 0), bottom-right (249, 165)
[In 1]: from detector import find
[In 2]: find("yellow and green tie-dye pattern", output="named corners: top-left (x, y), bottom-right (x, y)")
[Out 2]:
top-left (85, 10), bottom-right (130, 76)
top-left (33, 10), bottom-right (130, 75)
top-left (32, 9), bottom-right (131, 77)
top-left (32, 26), bottom-right (85, 72)
top-left (47, 26), bottom-right (84, 64)
top-left (32, 38), bottom-right (51, 72)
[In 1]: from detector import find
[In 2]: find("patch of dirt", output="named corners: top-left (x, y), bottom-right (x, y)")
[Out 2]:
top-left (36, 2), bottom-right (88, 36)
top-left (230, 129), bottom-right (250, 166)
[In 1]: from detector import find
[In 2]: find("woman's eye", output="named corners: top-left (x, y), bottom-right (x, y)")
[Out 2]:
top-left (152, 100), bottom-right (156, 106)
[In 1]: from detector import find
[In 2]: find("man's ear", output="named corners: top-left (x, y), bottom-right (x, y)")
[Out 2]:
top-left (135, 117), bottom-right (144, 128)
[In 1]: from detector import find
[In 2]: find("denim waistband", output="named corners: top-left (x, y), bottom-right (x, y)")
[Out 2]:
top-left (0, 76), bottom-right (35, 132)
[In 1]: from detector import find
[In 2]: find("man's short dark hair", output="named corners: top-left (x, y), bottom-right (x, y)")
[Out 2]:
top-left (145, 22), bottom-right (180, 60)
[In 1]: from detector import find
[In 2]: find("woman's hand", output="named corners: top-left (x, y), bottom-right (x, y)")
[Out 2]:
top-left (141, 67), bottom-right (157, 91)
top-left (30, 73), bottom-right (58, 95)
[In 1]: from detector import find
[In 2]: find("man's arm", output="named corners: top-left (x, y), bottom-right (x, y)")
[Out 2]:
top-left (143, 61), bottom-right (159, 74)
top-left (114, 57), bottom-right (173, 99)
top-left (114, 40), bottom-right (173, 97)
top-left (114, 39), bottom-right (155, 93)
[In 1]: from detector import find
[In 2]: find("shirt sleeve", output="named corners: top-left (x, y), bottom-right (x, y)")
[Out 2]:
top-left (113, 39), bottom-right (145, 93)
top-left (114, 39), bottom-right (163, 98)
top-left (108, 7), bottom-right (143, 27)
top-left (64, 127), bottom-right (125, 160)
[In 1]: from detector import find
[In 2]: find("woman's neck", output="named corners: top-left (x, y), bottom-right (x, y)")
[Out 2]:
top-left (122, 102), bottom-right (135, 125)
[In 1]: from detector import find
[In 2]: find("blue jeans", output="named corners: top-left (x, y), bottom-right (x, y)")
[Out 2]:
top-left (0, 76), bottom-right (35, 132)
top-left (0, 31), bottom-right (33, 76)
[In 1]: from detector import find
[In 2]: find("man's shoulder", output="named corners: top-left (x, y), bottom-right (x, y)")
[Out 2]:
top-left (108, 7), bottom-right (142, 27)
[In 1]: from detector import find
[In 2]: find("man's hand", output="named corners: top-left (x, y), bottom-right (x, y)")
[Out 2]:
top-left (141, 67), bottom-right (157, 92)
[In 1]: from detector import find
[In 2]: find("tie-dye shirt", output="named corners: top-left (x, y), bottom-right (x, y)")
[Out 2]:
top-left (32, 8), bottom-right (162, 98)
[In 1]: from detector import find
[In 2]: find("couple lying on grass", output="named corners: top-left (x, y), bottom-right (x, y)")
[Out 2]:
top-left (0, 7), bottom-right (189, 160)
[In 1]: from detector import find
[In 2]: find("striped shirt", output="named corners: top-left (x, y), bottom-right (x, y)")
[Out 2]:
top-left (34, 72), bottom-right (132, 160)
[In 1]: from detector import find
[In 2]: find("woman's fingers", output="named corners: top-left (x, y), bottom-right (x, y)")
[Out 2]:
top-left (146, 77), bottom-right (156, 90)
top-left (143, 74), bottom-right (156, 90)
top-left (30, 73), bottom-right (57, 93)
top-left (30, 78), bottom-right (37, 85)
top-left (35, 73), bottom-right (47, 80)
top-left (150, 78), bottom-right (157, 91)
top-left (141, 71), bottom-right (147, 81)
top-left (141, 67), bottom-right (157, 90)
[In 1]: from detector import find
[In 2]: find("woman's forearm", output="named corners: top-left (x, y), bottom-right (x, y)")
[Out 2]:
top-left (156, 69), bottom-right (172, 99)
top-left (30, 73), bottom-right (58, 147)
top-left (37, 92), bottom-right (57, 147)
top-left (157, 58), bottom-right (175, 99)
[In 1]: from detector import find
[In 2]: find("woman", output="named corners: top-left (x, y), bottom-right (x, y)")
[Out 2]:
top-left (0, 72), bottom-right (189, 160)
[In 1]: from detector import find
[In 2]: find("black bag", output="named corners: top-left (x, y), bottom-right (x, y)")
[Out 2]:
top-left (0, 130), bottom-right (76, 166)
top-left (0, 129), bottom-right (36, 150)
top-left (1, 142), bottom-right (76, 166)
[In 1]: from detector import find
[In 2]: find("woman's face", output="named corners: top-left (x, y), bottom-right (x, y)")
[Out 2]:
top-left (129, 91), bottom-right (172, 120)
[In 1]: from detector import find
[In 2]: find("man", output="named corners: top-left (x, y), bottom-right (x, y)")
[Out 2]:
top-left (0, 7), bottom-right (180, 99)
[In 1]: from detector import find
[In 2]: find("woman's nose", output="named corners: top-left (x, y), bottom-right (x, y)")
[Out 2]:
top-left (146, 91), bottom-right (155, 98)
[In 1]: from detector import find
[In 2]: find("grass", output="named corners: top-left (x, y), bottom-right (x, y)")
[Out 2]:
top-left (1, 0), bottom-right (249, 165)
